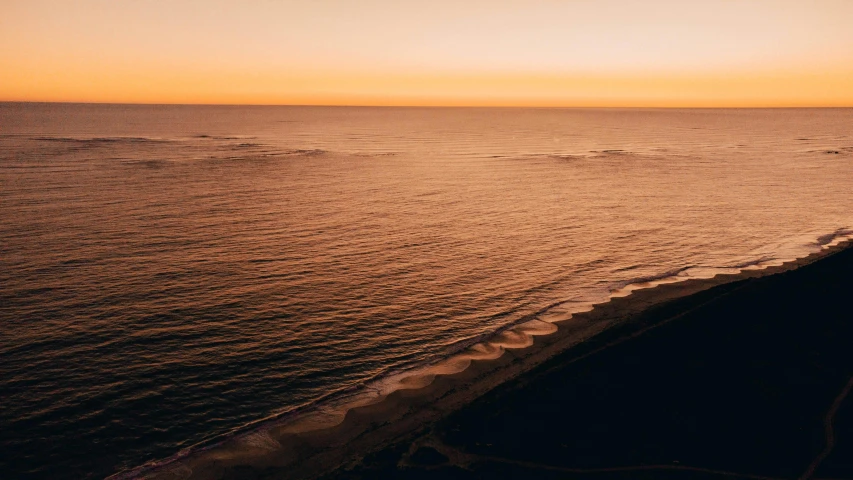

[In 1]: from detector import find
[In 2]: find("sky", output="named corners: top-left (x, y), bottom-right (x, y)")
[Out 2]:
top-left (2, 0), bottom-right (852, 107)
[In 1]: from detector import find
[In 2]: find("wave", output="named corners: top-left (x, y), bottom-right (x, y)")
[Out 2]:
top-left (817, 228), bottom-right (853, 246)
top-left (491, 150), bottom-right (657, 162)
top-left (487, 153), bottom-right (587, 162)
top-left (32, 136), bottom-right (171, 145)
top-left (612, 265), bottom-right (695, 291)
top-left (352, 151), bottom-right (398, 157)
top-left (222, 143), bottom-right (396, 158)
top-left (588, 149), bottom-right (638, 159)
top-left (548, 154), bottom-right (584, 161)
top-left (108, 229), bottom-right (853, 480)
top-left (283, 148), bottom-right (326, 156)
top-left (108, 144), bottom-right (396, 165)
top-left (724, 256), bottom-right (777, 269)
top-left (804, 147), bottom-right (852, 156)
top-left (192, 135), bottom-right (251, 140)
top-left (212, 148), bottom-right (397, 161)
top-left (184, 147), bottom-right (324, 163)
top-left (119, 159), bottom-right (170, 168)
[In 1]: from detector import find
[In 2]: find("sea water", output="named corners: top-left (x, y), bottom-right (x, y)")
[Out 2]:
top-left (2, 104), bottom-right (852, 478)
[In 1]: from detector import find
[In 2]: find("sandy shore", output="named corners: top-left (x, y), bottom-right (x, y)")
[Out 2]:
top-left (136, 239), bottom-right (853, 480)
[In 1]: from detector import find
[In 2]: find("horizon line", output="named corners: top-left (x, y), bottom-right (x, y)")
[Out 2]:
top-left (4, 100), bottom-right (853, 109)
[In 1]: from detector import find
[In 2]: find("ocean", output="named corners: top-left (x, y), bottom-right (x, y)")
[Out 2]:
top-left (1, 103), bottom-right (852, 479)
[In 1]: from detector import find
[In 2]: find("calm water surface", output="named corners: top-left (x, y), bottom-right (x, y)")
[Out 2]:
top-left (1, 104), bottom-right (852, 478)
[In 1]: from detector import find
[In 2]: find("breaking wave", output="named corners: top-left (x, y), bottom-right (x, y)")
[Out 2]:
top-left (109, 229), bottom-right (853, 480)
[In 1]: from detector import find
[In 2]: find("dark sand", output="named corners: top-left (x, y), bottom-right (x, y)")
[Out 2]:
top-left (315, 244), bottom-right (853, 480)
top-left (194, 242), bottom-right (853, 480)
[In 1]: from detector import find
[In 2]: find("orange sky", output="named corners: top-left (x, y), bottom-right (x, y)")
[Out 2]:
top-left (2, 0), bottom-right (852, 107)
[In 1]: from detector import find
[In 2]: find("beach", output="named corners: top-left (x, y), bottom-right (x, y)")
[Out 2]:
top-left (159, 241), bottom-right (853, 480)
top-left (316, 242), bottom-right (853, 480)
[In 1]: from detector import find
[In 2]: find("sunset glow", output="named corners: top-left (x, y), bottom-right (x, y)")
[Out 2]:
top-left (3, 0), bottom-right (853, 106)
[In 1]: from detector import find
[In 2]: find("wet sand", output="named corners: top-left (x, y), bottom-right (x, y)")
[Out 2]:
top-left (153, 241), bottom-right (853, 480)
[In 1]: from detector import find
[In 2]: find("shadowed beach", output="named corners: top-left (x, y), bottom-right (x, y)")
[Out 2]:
top-left (191, 242), bottom-right (853, 480)
top-left (310, 243), bottom-right (853, 480)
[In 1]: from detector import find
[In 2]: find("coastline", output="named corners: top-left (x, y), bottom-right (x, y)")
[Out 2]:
top-left (120, 236), bottom-right (853, 480)
top-left (323, 237), bottom-right (853, 480)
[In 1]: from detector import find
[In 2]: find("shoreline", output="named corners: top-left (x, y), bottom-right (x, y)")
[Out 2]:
top-left (118, 235), bottom-right (853, 480)
top-left (325, 235), bottom-right (853, 479)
